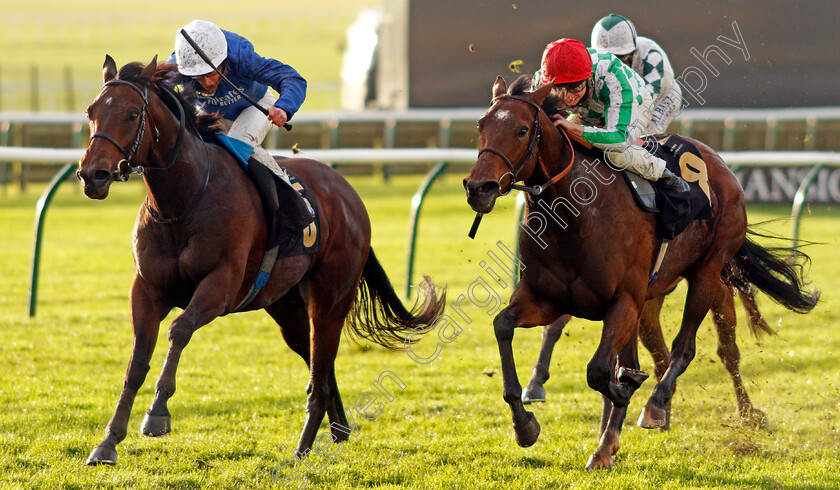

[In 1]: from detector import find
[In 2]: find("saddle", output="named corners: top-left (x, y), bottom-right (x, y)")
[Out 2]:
top-left (568, 132), bottom-right (713, 239)
top-left (215, 134), bottom-right (321, 310)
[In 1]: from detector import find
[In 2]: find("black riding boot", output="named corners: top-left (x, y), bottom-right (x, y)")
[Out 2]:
top-left (658, 168), bottom-right (690, 194)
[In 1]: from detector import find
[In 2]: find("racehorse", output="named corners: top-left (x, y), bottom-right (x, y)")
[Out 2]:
top-left (463, 75), bottom-right (817, 469)
top-left (77, 56), bottom-right (445, 465)
top-left (522, 281), bottom-right (772, 429)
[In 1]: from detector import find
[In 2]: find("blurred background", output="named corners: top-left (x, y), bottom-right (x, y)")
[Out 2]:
top-left (3, 0), bottom-right (838, 111)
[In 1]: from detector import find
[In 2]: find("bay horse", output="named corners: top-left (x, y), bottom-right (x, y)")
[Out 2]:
top-left (522, 282), bottom-right (772, 429)
top-left (463, 75), bottom-right (817, 469)
top-left (77, 56), bottom-right (445, 465)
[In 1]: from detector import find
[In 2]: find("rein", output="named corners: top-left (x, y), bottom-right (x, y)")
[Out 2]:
top-left (89, 79), bottom-right (186, 182)
top-left (142, 145), bottom-right (211, 224)
top-left (477, 95), bottom-right (576, 196)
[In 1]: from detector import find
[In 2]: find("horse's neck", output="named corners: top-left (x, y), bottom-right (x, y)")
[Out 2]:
top-left (527, 130), bottom-right (615, 236)
top-left (143, 135), bottom-right (208, 219)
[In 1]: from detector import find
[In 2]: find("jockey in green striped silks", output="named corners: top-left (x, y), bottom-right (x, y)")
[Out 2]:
top-left (534, 38), bottom-right (689, 193)
top-left (591, 13), bottom-right (682, 134)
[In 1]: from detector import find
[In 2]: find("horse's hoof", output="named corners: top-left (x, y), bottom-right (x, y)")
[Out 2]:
top-left (740, 407), bottom-right (768, 428)
top-left (86, 445), bottom-right (118, 465)
top-left (585, 450), bottom-right (614, 470)
top-left (521, 384), bottom-right (546, 404)
top-left (637, 402), bottom-right (667, 429)
top-left (140, 413), bottom-right (171, 437)
top-left (330, 426), bottom-right (350, 443)
top-left (513, 411), bottom-right (541, 447)
top-left (618, 367), bottom-right (649, 389)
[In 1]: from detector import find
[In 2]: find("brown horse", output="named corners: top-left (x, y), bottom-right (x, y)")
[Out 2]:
top-left (463, 75), bottom-right (817, 469)
top-left (522, 282), bottom-right (772, 429)
top-left (77, 56), bottom-right (445, 465)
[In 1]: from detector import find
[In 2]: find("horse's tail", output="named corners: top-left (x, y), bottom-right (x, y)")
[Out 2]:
top-left (723, 226), bottom-right (819, 316)
top-left (346, 248), bottom-right (446, 350)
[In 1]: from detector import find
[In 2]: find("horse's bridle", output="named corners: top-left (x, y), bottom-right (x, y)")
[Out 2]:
top-left (88, 79), bottom-right (185, 182)
top-left (478, 95), bottom-right (543, 196)
top-left (477, 94), bottom-right (576, 196)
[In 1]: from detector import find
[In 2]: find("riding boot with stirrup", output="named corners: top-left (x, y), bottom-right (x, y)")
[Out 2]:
top-left (658, 168), bottom-right (690, 194)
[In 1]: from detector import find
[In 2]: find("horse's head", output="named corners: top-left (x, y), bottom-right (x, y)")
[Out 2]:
top-left (463, 75), bottom-right (554, 213)
top-left (78, 55), bottom-right (160, 199)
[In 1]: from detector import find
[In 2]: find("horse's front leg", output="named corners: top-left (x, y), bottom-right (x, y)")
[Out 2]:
top-left (521, 315), bottom-right (572, 404)
top-left (494, 286), bottom-right (560, 447)
top-left (86, 278), bottom-right (169, 465)
top-left (141, 268), bottom-right (232, 437)
top-left (585, 338), bottom-right (640, 470)
top-left (586, 294), bottom-right (649, 410)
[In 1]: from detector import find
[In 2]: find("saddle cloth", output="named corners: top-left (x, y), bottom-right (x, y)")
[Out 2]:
top-left (569, 131), bottom-right (713, 239)
top-left (639, 133), bottom-right (713, 239)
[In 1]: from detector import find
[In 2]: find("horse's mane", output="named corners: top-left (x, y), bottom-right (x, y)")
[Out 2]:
top-left (507, 74), bottom-right (564, 118)
top-left (116, 62), bottom-right (222, 140)
top-left (504, 73), bottom-right (602, 160)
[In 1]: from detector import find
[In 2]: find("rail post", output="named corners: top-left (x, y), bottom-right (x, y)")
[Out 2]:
top-left (29, 163), bottom-right (76, 317)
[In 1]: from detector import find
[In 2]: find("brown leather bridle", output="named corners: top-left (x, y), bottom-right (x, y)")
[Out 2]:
top-left (88, 80), bottom-right (185, 182)
top-left (477, 95), bottom-right (576, 196)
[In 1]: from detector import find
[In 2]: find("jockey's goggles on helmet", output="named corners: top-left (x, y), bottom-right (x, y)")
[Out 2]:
top-left (558, 79), bottom-right (588, 94)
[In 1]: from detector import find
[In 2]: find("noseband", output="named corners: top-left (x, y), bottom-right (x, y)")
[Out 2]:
top-left (89, 79), bottom-right (185, 182)
top-left (477, 95), bottom-right (576, 196)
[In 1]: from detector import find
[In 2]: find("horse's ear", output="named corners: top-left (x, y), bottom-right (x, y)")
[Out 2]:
top-left (532, 80), bottom-right (555, 105)
top-left (140, 55), bottom-right (158, 81)
top-left (103, 55), bottom-right (117, 83)
top-left (492, 76), bottom-right (507, 98)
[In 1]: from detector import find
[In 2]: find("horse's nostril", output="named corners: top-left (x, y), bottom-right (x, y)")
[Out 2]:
top-left (480, 182), bottom-right (499, 194)
top-left (92, 170), bottom-right (112, 182)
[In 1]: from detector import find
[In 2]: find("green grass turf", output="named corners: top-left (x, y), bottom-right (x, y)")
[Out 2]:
top-left (1, 174), bottom-right (839, 488)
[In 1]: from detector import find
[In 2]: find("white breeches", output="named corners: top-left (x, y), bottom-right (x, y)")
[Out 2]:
top-left (217, 91), bottom-right (290, 183)
top-left (591, 97), bottom-right (668, 181)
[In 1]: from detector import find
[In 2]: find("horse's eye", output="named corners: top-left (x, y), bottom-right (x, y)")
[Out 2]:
top-left (518, 127), bottom-right (529, 137)
top-left (128, 111), bottom-right (139, 121)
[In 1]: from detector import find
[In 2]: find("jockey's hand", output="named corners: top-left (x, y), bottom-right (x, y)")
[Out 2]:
top-left (549, 113), bottom-right (565, 126)
top-left (267, 107), bottom-right (288, 128)
top-left (553, 115), bottom-right (585, 137)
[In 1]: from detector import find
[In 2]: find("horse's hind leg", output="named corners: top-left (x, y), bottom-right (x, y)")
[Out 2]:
top-left (140, 272), bottom-right (230, 437)
top-left (265, 291), bottom-right (351, 442)
top-left (86, 279), bottom-right (168, 465)
top-left (637, 294), bottom-right (674, 430)
top-left (522, 315), bottom-right (572, 404)
top-left (711, 283), bottom-right (766, 426)
top-left (639, 268), bottom-right (721, 429)
top-left (293, 283), bottom-right (356, 457)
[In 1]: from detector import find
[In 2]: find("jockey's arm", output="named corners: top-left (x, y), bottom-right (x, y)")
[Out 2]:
top-left (552, 115), bottom-right (584, 137)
